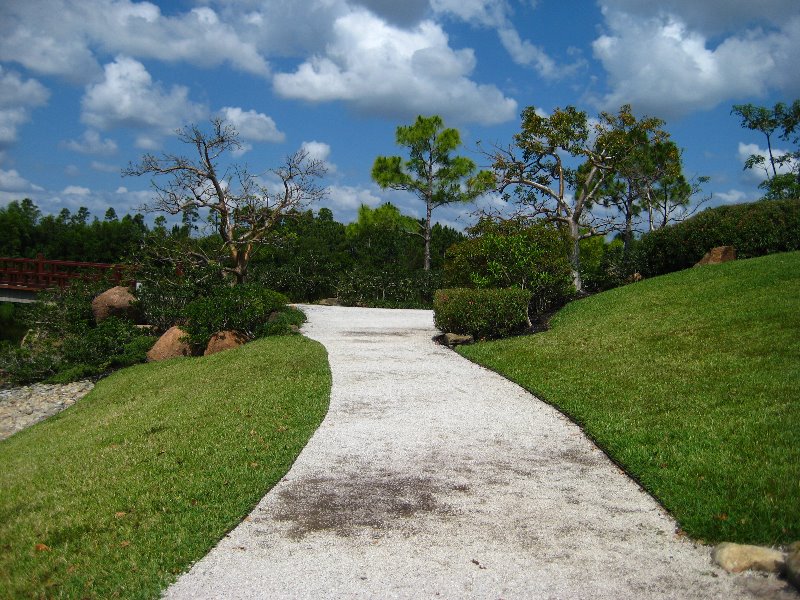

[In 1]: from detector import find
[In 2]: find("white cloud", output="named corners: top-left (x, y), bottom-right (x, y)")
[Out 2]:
top-left (0, 67), bottom-right (50, 146)
top-left (737, 142), bottom-right (797, 181)
top-left (715, 189), bottom-right (751, 204)
top-left (592, 6), bottom-right (800, 117)
top-left (81, 56), bottom-right (207, 135)
top-left (601, 0), bottom-right (799, 34)
top-left (431, 0), bottom-right (580, 79)
top-left (63, 129), bottom-right (118, 155)
top-left (0, 168), bottom-right (43, 193)
top-left (218, 107), bottom-right (285, 143)
top-left (301, 140), bottom-right (337, 173)
top-left (0, 0), bottom-right (268, 82)
top-left (273, 9), bottom-right (517, 125)
top-left (90, 161), bottom-right (120, 173)
top-left (63, 185), bottom-right (91, 196)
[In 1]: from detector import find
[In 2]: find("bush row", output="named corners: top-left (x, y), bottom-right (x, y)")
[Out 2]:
top-left (433, 288), bottom-right (532, 339)
top-left (337, 268), bottom-right (441, 309)
top-left (636, 198), bottom-right (800, 277)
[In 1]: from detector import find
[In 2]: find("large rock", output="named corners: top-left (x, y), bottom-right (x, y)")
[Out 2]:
top-left (695, 246), bottom-right (736, 267)
top-left (783, 549), bottom-right (800, 590)
top-left (712, 542), bottom-right (784, 574)
top-left (204, 330), bottom-right (248, 356)
top-left (92, 286), bottom-right (137, 323)
top-left (443, 332), bottom-right (474, 347)
top-left (146, 326), bottom-right (192, 362)
top-left (317, 298), bottom-right (341, 306)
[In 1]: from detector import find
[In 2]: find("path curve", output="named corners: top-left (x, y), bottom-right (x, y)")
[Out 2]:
top-left (164, 306), bottom-right (792, 599)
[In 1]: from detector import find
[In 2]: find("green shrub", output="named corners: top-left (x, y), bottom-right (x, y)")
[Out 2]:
top-left (637, 198), bottom-right (800, 276)
top-left (110, 335), bottom-right (158, 368)
top-left (337, 269), bottom-right (441, 308)
top-left (433, 288), bottom-right (532, 339)
top-left (184, 284), bottom-right (289, 347)
top-left (444, 220), bottom-right (574, 315)
top-left (44, 364), bottom-right (104, 385)
top-left (260, 306), bottom-right (306, 336)
top-left (0, 342), bottom-right (62, 385)
top-left (61, 317), bottom-right (142, 369)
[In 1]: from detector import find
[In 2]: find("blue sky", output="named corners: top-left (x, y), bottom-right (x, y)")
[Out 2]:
top-left (1, 0), bottom-right (799, 231)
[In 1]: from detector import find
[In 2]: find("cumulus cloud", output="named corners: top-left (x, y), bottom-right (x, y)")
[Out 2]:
top-left (300, 141), bottom-right (337, 173)
top-left (63, 129), bottom-right (118, 155)
top-left (81, 56), bottom-right (207, 137)
top-left (62, 185), bottom-right (91, 196)
top-left (0, 67), bottom-right (50, 147)
top-left (273, 9), bottom-right (516, 125)
top-left (0, 168), bottom-right (43, 193)
top-left (431, 0), bottom-right (581, 79)
top-left (219, 107), bottom-right (285, 143)
top-left (737, 142), bottom-right (797, 181)
top-left (601, 0), bottom-right (799, 34)
top-left (715, 189), bottom-right (751, 204)
top-left (90, 161), bottom-right (120, 173)
top-left (0, 0), bottom-right (268, 82)
top-left (592, 4), bottom-right (800, 117)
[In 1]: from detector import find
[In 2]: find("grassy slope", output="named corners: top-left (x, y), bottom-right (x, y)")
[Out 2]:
top-left (0, 335), bottom-right (330, 599)
top-left (460, 251), bottom-right (800, 545)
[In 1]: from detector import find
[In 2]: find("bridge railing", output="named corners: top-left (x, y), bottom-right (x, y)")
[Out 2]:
top-left (0, 254), bottom-right (129, 292)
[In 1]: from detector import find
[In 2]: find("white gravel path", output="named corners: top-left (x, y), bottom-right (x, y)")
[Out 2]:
top-left (164, 305), bottom-right (794, 599)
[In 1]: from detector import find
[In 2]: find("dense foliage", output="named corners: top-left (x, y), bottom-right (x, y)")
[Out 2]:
top-left (337, 268), bottom-right (441, 308)
top-left (0, 199), bottom-right (148, 262)
top-left (183, 285), bottom-right (290, 347)
top-left (444, 219), bottom-right (574, 315)
top-left (636, 198), bottom-right (800, 276)
top-left (0, 279), bottom-right (156, 385)
top-left (433, 288), bottom-right (532, 339)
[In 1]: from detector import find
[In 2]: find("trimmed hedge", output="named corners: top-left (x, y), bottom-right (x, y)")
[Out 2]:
top-left (184, 284), bottom-right (289, 347)
top-left (443, 221), bottom-right (574, 315)
top-left (337, 268), bottom-right (440, 309)
top-left (637, 198), bottom-right (800, 276)
top-left (433, 288), bottom-right (532, 339)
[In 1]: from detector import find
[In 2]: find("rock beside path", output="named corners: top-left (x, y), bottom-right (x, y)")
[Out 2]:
top-left (712, 542), bottom-right (785, 574)
top-left (0, 380), bottom-right (94, 441)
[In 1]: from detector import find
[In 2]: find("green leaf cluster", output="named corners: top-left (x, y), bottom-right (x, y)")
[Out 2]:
top-left (183, 285), bottom-right (290, 347)
top-left (433, 288), bottom-right (532, 339)
top-left (444, 220), bottom-right (574, 315)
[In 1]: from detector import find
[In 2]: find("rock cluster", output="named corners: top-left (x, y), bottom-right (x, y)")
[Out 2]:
top-left (712, 541), bottom-right (800, 592)
top-left (0, 380), bottom-right (94, 441)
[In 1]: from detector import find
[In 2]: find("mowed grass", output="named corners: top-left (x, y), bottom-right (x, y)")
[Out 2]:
top-left (0, 335), bottom-right (330, 599)
top-left (459, 251), bottom-right (800, 545)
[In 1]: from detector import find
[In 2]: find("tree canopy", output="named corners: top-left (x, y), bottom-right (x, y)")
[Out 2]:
top-left (372, 115), bottom-right (492, 270)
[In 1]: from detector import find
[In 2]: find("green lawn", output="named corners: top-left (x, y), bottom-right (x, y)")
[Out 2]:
top-left (0, 335), bottom-right (330, 599)
top-left (459, 251), bottom-right (800, 545)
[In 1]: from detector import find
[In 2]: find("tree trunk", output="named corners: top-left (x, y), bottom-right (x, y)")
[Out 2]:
top-left (568, 220), bottom-right (583, 293)
top-left (423, 199), bottom-right (432, 271)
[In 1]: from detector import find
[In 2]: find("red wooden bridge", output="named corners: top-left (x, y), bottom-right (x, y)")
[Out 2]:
top-left (0, 254), bottom-right (129, 302)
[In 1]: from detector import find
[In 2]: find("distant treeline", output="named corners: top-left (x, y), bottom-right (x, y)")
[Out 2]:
top-left (0, 199), bottom-right (464, 300)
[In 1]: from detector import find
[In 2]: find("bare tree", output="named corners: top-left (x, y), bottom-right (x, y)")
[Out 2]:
top-left (124, 118), bottom-right (327, 283)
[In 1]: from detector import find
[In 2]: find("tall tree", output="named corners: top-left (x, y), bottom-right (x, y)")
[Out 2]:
top-left (733, 100), bottom-right (800, 200)
top-left (372, 115), bottom-right (492, 271)
top-left (592, 105), bottom-right (675, 255)
top-left (490, 105), bottom-right (667, 292)
top-left (124, 118), bottom-right (327, 283)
